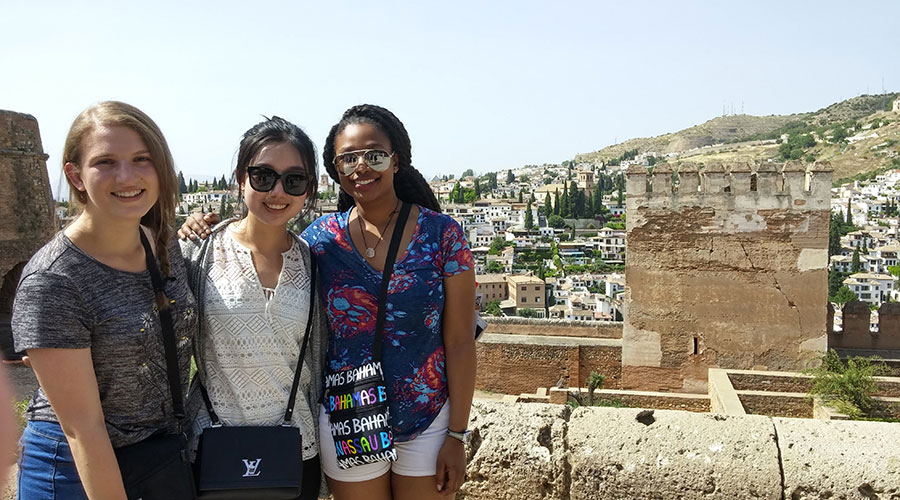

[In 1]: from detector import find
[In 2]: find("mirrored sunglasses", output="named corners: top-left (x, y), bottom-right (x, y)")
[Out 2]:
top-left (246, 166), bottom-right (310, 196)
top-left (333, 149), bottom-right (393, 176)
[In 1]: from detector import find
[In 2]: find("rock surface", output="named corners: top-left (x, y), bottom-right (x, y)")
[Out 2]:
top-left (567, 407), bottom-right (781, 499)
top-left (776, 417), bottom-right (900, 499)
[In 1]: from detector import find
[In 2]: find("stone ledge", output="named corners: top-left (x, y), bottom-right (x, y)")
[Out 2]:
top-left (460, 400), bottom-right (900, 499)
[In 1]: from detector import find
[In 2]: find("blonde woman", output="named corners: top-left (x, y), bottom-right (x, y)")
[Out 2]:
top-left (13, 101), bottom-right (196, 499)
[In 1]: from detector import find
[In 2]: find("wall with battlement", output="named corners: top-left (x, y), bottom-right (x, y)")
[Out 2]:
top-left (622, 162), bottom-right (830, 392)
top-left (829, 300), bottom-right (900, 350)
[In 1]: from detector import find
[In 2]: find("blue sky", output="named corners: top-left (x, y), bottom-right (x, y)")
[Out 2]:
top-left (2, 1), bottom-right (898, 198)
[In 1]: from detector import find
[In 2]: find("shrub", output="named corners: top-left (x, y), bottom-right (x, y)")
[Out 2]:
top-left (805, 349), bottom-right (894, 418)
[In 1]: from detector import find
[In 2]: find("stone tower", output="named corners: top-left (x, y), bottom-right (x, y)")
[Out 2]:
top-left (577, 169), bottom-right (595, 191)
top-left (0, 110), bottom-right (56, 359)
top-left (622, 161), bottom-right (830, 392)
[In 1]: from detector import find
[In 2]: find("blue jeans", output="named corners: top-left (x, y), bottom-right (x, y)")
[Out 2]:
top-left (18, 420), bottom-right (88, 500)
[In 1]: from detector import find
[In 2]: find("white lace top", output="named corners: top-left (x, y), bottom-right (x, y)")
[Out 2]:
top-left (197, 226), bottom-right (317, 459)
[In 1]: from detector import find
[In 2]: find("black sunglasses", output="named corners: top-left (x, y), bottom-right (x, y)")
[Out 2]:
top-left (246, 166), bottom-right (310, 196)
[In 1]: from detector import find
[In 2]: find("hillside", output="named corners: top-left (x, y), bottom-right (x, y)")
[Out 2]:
top-left (575, 93), bottom-right (900, 182)
top-left (575, 113), bottom-right (805, 163)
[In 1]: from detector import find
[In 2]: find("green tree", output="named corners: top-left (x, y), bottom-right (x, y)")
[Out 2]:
top-left (517, 190), bottom-right (523, 203)
top-left (489, 237), bottom-right (508, 255)
top-left (828, 213), bottom-right (842, 258)
top-left (543, 193), bottom-right (552, 215)
top-left (177, 172), bottom-right (187, 197)
top-left (567, 181), bottom-right (578, 218)
top-left (485, 261), bottom-right (504, 273)
top-left (831, 286), bottom-right (857, 307)
top-left (474, 179), bottom-right (481, 199)
top-left (518, 308), bottom-right (538, 318)
top-left (846, 199), bottom-right (852, 225)
top-left (851, 247), bottom-right (861, 273)
top-left (484, 300), bottom-right (502, 316)
top-left (506, 170), bottom-right (515, 184)
top-left (462, 168), bottom-right (474, 178)
top-left (553, 190), bottom-right (560, 216)
top-left (616, 185), bottom-right (623, 208)
top-left (828, 269), bottom-right (847, 298)
top-left (525, 201), bottom-right (534, 229)
top-left (560, 183), bottom-right (569, 218)
top-left (547, 214), bottom-right (566, 229)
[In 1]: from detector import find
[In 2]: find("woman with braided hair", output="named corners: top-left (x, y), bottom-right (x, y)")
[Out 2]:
top-left (302, 104), bottom-right (475, 499)
top-left (180, 104), bottom-right (476, 499)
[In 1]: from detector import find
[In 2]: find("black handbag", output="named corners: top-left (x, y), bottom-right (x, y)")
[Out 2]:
top-left (324, 202), bottom-right (411, 469)
top-left (194, 254), bottom-right (318, 499)
top-left (112, 230), bottom-right (196, 500)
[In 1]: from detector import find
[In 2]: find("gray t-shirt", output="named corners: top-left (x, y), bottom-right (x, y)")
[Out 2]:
top-left (12, 231), bottom-right (197, 448)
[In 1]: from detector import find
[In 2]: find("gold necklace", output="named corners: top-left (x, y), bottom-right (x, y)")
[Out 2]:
top-left (357, 200), bottom-right (401, 258)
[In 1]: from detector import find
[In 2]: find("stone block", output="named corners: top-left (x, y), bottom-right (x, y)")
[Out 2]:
top-left (568, 407), bottom-right (781, 499)
top-left (462, 401), bottom-right (570, 500)
top-left (775, 417), bottom-right (900, 498)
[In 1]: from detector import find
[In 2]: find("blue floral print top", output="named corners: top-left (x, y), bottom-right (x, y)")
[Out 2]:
top-left (302, 205), bottom-right (474, 442)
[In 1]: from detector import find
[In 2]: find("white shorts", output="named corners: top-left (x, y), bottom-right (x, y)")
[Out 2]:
top-left (318, 402), bottom-right (450, 482)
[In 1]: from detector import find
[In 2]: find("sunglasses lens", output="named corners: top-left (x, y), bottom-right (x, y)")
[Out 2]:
top-left (337, 153), bottom-right (357, 175)
top-left (282, 173), bottom-right (309, 196)
top-left (248, 167), bottom-right (277, 191)
top-left (335, 150), bottom-right (391, 175)
top-left (363, 150), bottom-right (390, 171)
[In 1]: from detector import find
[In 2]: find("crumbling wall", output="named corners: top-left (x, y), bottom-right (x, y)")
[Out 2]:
top-left (622, 161), bottom-right (830, 392)
top-left (0, 110), bottom-right (55, 359)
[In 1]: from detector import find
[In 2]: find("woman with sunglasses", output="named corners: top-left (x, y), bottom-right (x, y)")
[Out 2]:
top-left (301, 104), bottom-right (476, 500)
top-left (180, 116), bottom-right (326, 499)
top-left (180, 105), bottom-right (476, 499)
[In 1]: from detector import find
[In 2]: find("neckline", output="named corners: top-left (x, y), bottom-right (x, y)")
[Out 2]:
top-left (223, 226), bottom-right (298, 296)
top-left (60, 232), bottom-right (150, 277)
top-left (343, 204), bottom-right (422, 274)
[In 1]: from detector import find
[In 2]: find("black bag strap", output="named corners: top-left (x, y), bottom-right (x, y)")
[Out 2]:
top-left (139, 230), bottom-right (185, 422)
top-left (372, 202), bottom-right (411, 362)
top-left (199, 249), bottom-right (318, 427)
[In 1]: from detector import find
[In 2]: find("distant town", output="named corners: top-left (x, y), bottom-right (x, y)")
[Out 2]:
top-left (50, 147), bottom-right (899, 329)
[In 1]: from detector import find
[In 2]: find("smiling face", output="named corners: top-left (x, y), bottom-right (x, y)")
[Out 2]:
top-left (334, 122), bottom-right (398, 206)
top-left (64, 125), bottom-right (160, 225)
top-left (240, 141), bottom-right (309, 227)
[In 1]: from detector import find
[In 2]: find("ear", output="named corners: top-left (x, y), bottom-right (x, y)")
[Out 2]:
top-left (392, 154), bottom-right (399, 173)
top-left (64, 162), bottom-right (86, 192)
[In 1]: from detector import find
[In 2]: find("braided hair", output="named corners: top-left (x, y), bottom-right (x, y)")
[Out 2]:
top-left (322, 104), bottom-right (441, 213)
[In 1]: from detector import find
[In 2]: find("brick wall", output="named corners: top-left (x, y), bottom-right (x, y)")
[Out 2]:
top-left (476, 339), bottom-right (621, 395)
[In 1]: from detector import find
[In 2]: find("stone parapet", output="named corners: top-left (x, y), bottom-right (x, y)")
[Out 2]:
top-left (625, 161), bottom-right (832, 215)
top-left (460, 401), bottom-right (900, 500)
top-left (484, 317), bottom-right (622, 339)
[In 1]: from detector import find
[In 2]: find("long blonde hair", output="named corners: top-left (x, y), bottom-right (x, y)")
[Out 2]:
top-left (62, 101), bottom-right (178, 276)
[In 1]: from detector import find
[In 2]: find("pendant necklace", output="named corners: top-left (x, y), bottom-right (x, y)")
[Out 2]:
top-left (357, 200), bottom-right (401, 258)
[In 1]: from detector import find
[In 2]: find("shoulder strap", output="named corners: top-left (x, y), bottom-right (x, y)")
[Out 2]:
top-left (139, 230), bottom-right (185, 422)
top-left (283, 252), bottom-right (317, 424)
top-left (373, 202), bottom-right (411, 361)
